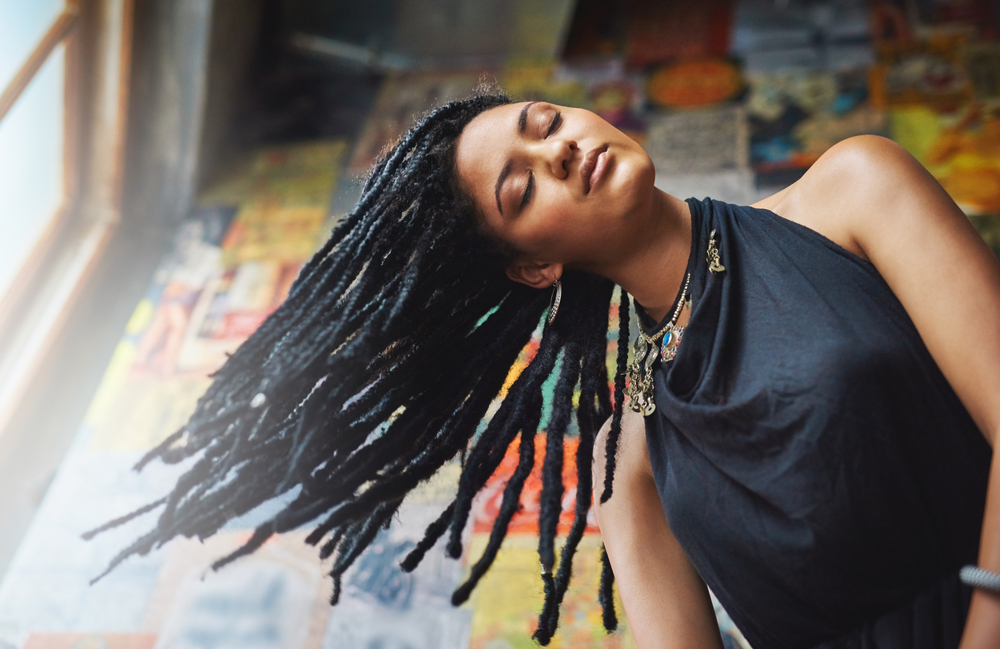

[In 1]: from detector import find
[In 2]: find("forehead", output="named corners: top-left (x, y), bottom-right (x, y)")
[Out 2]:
top-left (455, 102), bottom-right (529, 215)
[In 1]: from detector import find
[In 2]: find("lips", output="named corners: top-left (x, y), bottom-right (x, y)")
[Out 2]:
top-left (580, 145), bottom-right (609, 194)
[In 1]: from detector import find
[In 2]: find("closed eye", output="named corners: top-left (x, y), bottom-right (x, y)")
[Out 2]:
top-left (520, 111), bottom-right (557, 210)
top-left (545, 112), bottom-right (562, 138)
top-left (520, 172), bottom-right (534, 210)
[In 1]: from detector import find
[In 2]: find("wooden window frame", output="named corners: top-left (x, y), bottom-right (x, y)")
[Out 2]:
top-left (0, 1), bottom-right (80, 122)
top-left (0, 0), bottom-right (134, 433)
top-left (0, 1), bottom-right (83, 318)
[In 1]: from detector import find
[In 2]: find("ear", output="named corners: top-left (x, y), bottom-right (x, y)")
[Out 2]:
top-left (505, 259), bottom-right (563, 289)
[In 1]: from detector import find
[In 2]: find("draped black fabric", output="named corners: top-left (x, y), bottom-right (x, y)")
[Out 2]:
top-left (642, 198), bottom-right (993, 649)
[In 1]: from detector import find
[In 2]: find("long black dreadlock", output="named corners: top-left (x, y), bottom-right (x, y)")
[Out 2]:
top-left (85, 90), bottom-right (634, 644)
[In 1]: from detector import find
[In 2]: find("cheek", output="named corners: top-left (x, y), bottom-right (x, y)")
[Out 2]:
top-left (544, 204), bottom-right (612, 255)
top-left (532, 214), bottom-right (571, 246)
top-left (510, 203), bottom-right (578, 255)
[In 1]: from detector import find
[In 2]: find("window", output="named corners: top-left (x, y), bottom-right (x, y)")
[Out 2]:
top-left (0, 0), bottom-right (78, 302)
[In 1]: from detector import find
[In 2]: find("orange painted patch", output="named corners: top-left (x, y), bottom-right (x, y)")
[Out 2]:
top-left (473, 434), bottom-right (599, 535)
top-left (647, 58), bottom-right (743, 108)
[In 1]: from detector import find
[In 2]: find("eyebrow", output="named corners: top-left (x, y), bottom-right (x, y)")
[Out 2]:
top-left (495, 102), bottom-right (538, 216)
top-left (518, 101), bottom-right (536, 133)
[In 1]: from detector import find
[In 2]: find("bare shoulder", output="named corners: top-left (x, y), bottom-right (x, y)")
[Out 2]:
top-left (593, 409), bottom-right (652, 483)
top-left (753, 135), bottom-right (936, 262)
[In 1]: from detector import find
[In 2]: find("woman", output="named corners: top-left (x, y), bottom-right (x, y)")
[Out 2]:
top-left (90, 92), bottom-right (1000, 648)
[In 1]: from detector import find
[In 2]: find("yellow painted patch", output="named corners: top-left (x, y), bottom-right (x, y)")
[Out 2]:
top-left (124, 298), bottom-right (155, 336)
top-left (82, 340), bottom-right (137, 430)
top-left (466, 534), bottom-right (635, 649)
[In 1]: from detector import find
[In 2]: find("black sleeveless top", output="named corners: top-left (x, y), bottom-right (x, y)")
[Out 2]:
top-left (643, 198), bottom-right (993, 649)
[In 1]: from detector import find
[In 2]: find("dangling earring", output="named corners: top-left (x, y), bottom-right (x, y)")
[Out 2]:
top-left (547, 279), bottom-right (562, 325)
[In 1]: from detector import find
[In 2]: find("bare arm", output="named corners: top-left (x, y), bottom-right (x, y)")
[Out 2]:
top-left (796, 135), bottom-right (1000, 648)
top-left (593, 409), bottom-right (725, 648)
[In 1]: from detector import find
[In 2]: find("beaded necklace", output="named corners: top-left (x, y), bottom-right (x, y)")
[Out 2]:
top-left (626, 272), bottom-right (691, 416)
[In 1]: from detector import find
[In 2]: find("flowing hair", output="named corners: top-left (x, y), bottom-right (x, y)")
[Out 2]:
top-left (86, 90), bottom-right (632, 644)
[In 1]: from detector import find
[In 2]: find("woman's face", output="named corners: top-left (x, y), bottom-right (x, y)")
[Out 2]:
top-left (455, 101), bottom-right (657, 286)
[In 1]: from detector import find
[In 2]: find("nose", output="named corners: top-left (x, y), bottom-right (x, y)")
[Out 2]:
top-left (538, 137), bottom-right (576, 180)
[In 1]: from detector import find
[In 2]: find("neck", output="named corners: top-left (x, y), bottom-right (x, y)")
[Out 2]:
top-left (603, 189), bottom-right (692, 323)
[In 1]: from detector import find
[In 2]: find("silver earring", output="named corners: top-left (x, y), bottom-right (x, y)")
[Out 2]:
top-left (547, 279), bottom-right (562, 325)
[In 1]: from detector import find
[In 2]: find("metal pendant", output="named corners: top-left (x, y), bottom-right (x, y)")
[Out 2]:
top-left (634, 336), bottom-right (648, 364)
top-left (642, 336), bottom-right (659, 414)
top-left (627, 337), bottom-right (656, 415)
top-left (643, 338), bottom-right (658, 377)
top-left (707, 229), bottom-right (726, 275)
top-left (640, 394), bottom-right (656, 416)
top-left (625, 335), bottom-right (660, 416)
top-left (626, 340), bottom-right (645, 413)
top-left (660, 326), bottom-right (685, 363)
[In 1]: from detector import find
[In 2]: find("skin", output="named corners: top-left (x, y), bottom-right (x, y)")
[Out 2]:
top-left (456, 102), bottom-right (1000, 648)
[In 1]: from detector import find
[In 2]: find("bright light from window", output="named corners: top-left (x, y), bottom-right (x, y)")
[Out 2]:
top-left (0, 0), bottom-right (64, 91)
top-left (0, 45), bottom-right (65, 300)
